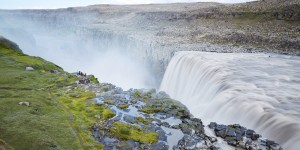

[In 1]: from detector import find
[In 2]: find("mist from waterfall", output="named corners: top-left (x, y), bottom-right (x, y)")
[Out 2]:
top-left (160, 51), bottom-right (300, 150)
top-left (0, 13), bottom-right (155, 90)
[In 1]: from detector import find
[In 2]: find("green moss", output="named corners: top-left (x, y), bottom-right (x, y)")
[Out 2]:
top-left (54, 88), bottom-right (104, 149)
top-left (101, 108), bottom-right (116, 120)
top-left (104, 99), bottom-right (115, 105)
top-left (141, 107), bottom-right (162, 114)
top-left (89, 75), bottom-right (99, 84)
top-left (137, 117), bottom-right (152, 125)
top-left (118, 104), bottom-right (129, 109)
top-left (146, 89), bottom-right (156, 99)
top-left (110, 122), bottom-right (158, 144)
top-left (120, 127), bottom-right (130, 135)
top-left (133, 89), bottom-right (142, 98)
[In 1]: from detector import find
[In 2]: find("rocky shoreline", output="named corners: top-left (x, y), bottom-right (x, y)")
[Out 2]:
top-left (71, 73), bottom-right (283, 150)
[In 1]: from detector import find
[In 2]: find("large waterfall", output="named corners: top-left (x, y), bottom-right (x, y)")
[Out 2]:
top-left (160, 51), bottom-right (300, 150)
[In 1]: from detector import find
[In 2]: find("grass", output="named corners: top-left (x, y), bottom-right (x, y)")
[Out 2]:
top-left (54, 88), bottom-right (107, 149)
top-left (0, 43), bottom-right (102, 149)
top-left (110, 122), bottom-right (158, 144)
top-left (0, 138), bottom-right (13, 150)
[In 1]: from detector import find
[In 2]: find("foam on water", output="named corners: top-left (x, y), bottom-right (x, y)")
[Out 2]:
top-left (160, 51), bottom-right (300, 149)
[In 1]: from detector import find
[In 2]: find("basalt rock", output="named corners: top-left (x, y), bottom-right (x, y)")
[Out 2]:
top-left (77, 74), bottom-right (283, 150)
top-left (208, 122), bottom-right (283, 150)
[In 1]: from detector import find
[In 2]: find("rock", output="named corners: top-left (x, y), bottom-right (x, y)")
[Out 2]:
top-left (214, 124), bottom-right (227, 138)
top-left (123, 115), bottom-right (137, 124)
top-left (156, 127), bottom-right (167, 142)
top-left (177, 135), bottom-right (199, 149)
top-left (209, 145), bottom-right (220, 150)
top-left (140, 143), bottom-right (151, 149)
top-left (152, 141), bottom-right (169, 150)
top-left (19, 101), bottom-right (30, 106)
top-left (103, 137), bottom-right (119, 150)
top-left (116, 140), bottom-right (135, 150)
top-left (235, 133), bottom-right (243, 141)
top-left (259, 139), bottom-right (267, 146)
top-left (224, 137), bottom-right (237, 146)
top-left (208, 122), bottom-right (217, 129)
top-left (215, 124), bottom-right (227, 132)
top-left (209, 137), bottom-right (217, 143)
top-left (180, 123), bottom-right (193, 134)
top-left (161, 122), bottom-right (170, 128)
top-left (266, 140), bottom-right (282, 150)
top-left (246, 129), bottom-right (255, 138)
top-left (226, 127), bottom-right (235, 137)
top-left (251, 133), bottom-right (260, 141)
top-left (94, 115), bottom-right (100, 120)
top-left (172, 125), bottom-right (180, 129)
top-left (25, 67), bottom-right (34, 71)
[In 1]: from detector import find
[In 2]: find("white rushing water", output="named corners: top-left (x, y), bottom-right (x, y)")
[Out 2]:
top-left (160, 51), bottom-right (300, 150)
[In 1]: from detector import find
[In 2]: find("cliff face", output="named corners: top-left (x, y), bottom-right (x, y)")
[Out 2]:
top-left (0, 0), bottom-right (299, 84)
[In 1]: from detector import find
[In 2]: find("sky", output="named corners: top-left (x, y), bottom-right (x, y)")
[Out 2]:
top-left (0, 0), bottom-right (256, 9)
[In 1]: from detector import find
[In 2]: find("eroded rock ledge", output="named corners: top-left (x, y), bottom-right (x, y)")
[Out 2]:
top-left (72, 74), bottom-right (283, 150)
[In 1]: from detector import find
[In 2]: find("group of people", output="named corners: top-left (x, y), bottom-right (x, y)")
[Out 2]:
top-left (77, 71), bottom-right (87, 77)
top-left (77, 71), bottom-right (90, 84)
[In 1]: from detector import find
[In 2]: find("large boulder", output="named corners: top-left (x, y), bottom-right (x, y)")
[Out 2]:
top-left (25, 67), bottom-right (34, 71)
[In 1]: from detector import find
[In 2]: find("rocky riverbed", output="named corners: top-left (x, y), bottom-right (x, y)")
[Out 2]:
top-left (71, 73), bottom-right (283, 150)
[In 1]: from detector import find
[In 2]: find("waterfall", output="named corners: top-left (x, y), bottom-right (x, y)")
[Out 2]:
top-left (160, 51), bottom-right (300, 150)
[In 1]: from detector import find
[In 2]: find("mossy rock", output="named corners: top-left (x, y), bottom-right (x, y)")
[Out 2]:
top-left (110, 122), bottom-right (158, 144)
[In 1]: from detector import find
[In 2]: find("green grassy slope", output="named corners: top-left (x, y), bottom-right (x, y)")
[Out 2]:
top-left (0, 40), bottom-right (83, 149)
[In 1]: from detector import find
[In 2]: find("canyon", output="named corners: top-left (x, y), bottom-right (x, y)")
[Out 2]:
top-left (0, 0), bottom-right (300, 149)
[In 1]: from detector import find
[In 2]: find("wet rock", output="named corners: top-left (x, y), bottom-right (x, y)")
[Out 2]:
top-left (266, 140), bottom-right (282, 150)
top-left (180, 123), bottom-right (193, 134)
top-left (140, 143), bottom-right (151, 150)
top-left (224, 137), bottom-right (236, 146)
top-left (209, 145), bottom-right (220, 150)
top-left (251, 133), bottom-right (260, 141)
top-left (172, 125), bottom-right (180, 129)
top-left (209, 122), bottom-right (282, 150)
top-left (87, 82), bottom-right (283, 150)
top-left (116, 140), bottom-right (135, 150)
top-left (176, 135), bottom-right (210, 149)
top-left (152, 141), bottom-right (169, 150)
top-left (156, 127), bottom-right (168, 141)
top-left (208, 137), bottom-right (217, 143)
top-left (208, 122), bottom-right (217, 129)
top-left (103, 137), bottom-right (119, 150)
top-left (161, 122), bottom-right (171, 128)
top-left (214, 124), bottom-right (227, 138)
top-left (246, 129), bottom-right (255, 138)
top-left (226, 127), bottom-right (235, 137)
top-left (155, 91), bottom-right (170, 99)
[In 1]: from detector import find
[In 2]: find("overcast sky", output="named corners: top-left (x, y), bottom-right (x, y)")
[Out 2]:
top-left (0, 0), bottom-right (256, 9)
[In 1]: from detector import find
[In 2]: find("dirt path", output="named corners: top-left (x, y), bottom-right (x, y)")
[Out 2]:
top-left (48, 88), bottom-right (85, 150)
